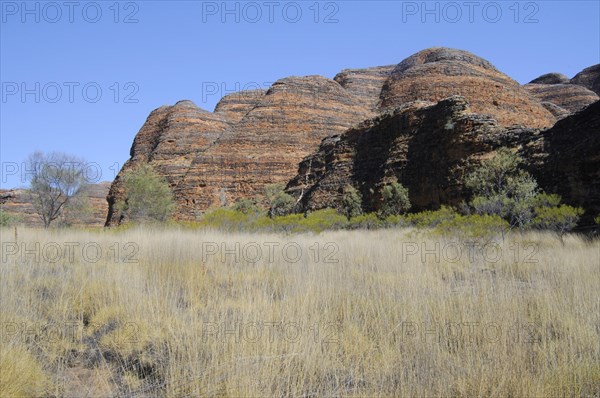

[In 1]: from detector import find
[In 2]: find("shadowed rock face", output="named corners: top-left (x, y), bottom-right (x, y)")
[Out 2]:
top-left (1, 182), bottom-right (111, 227)
top-left (287, 97), bottom-right (600, 226)
top-left (379, 48), bottom-right (556, 128)
top-left (571, 64), bottom-right (600, 95)
top-left (530, 100), bottom-right (600, 225)
top-left (523, 83), bottom-right (599, 114)
top-left (287, 96), bottom-right (541, 212)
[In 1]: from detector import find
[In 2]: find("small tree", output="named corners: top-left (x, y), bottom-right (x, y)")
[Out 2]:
top-left (263, 183), bottom-right (294, 217)
top-left (26, 151), bottom-right (88, 228)
top-left (378, 182), bottom-right (411, 219)
top-left (534, 205), bottom-right (584, 245)
top-left (117, 164), bottom-right (174, 223)
top-left (341, 185), bottom-right (363, 219)
top-left (465, 149), bottom-right (539, 229)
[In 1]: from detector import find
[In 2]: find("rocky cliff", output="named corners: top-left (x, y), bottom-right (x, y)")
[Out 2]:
top-left (105, 47), bottom-right (600, 226)
top-left (532, 100), bottom-right (600, 225)
top-left (523, 68), bottom-right (599, 117)
top-left (378, 48), bottom-right (556, 128)
top-left (571, 64), bottom-right (600, 95)
top-left (286, 97), bottom-right (600, 226)
top-left (106, 76), bottom-right (373, 224)
top-left (286, 96), bottom-right (541, 212)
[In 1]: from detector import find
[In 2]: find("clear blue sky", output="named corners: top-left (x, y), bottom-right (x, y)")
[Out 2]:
top-left (1, 1), bottom-right (598, 188)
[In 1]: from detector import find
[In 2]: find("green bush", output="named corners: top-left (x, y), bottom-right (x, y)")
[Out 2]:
top-left (533, 205), bottom-right (584, 244)
top-left (195, 207), bottom-right (349, 234)
top-left (432, 214), bottom-right (509, 241)
top-left (465, 148), bottom-right (539, 228)
top-left (378, 182), bottom-right (411, 219)
top-left (407, 206), bottom-right (459, 228)
top-left (301, 209), bottom-right (349, 232)
top-left (348, 213), bottom-right (383, 230)
top-left (197, 208), bottom-right (246, 231)
top-left (117, 164), bottom-right (174, 223)
top-left (341, 185), bottom-right (363, 219)
top-left (263, 183), bottom-right (295, 217)
top-left (268, 214), bottom-right (306, 233)
top-left (232, 198), bottom-right (262, 216)
top-left (267, 209), bottom-right (348, 234)
top-left (382, 214), bottom-right (410, 228)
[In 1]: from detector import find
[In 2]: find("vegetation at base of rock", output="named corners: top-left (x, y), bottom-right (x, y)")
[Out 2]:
top-left (341, 185), bottom-right (363, 219)
top-left (232, 197), bottom-right (261, 216)
top-left (465, 148), bottom-right (539, 228)
top-left (263, 183), bottom-right (295, 218)
top-left (378, 182), bottom-right (411, 219)
top-left (116, 164), bottom-right (174, 223)
top-left (533, 205), bottom-right (585, 244)
top-left (463, 149), bottom-right (583, 237)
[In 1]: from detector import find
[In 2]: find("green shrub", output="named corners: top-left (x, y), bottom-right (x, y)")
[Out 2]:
top-left (263, 183), bottom-right (295, 217)
top-left (432, 214), bottom-right (509, 241)
top-left (348, 213), bottom-right (383, 230)
top-left (302, 209), bottom-right (349, 232)
top-left (378, 182), bottom-right (411, 219)
top-left (197, 208), bottom-right (254, 231)
top-left (232, 198), bottom-right (262, 216)
top-left (270, 194), bottom-right (295, 217)
top-left (341, 185), bottom-right (363, 219)
top-left (533, 205), bottom-right (584, 244)
top-left (382, 214), bottom-right (410, 228)
top-left (269, 214), bottom-right (306, 233)
top-left (117, 164), bottom-right (174, 223)
top-left (465, 148), bottom-right (539, 228)
top-left (532, 193), bottom-right (562, 208)
top-left (407, 206), bottom-right (459, 228)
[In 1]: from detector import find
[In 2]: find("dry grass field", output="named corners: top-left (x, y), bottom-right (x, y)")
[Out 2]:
top-left (1, 226), bottom-right (599, 397)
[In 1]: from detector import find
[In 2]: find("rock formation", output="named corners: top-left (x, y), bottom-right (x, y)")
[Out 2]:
top-left (214, 90), bottom-right (266, 123)
top-left (104, 47), bottom-right (600, 226)
top-left (106, 76), bottom-right (373, 225)
top-left (333, 65), bottom-right (395, 109)
top-left (571, 64), bottom-right (600, 95)
top-left (522, 83), bottom-right (598, 115)
top-left (286, 97), bottom-right (600, 226)
top-left (531, 100), bottom-right (600, 225)
top-left (529, 73), bottom-right (570, 85)
top-left (524, 67), bottom-right (600, 116)
top-left (286, 96), bottom-right (541, 212)
top-left (378, 48), bottom-right (556, 128)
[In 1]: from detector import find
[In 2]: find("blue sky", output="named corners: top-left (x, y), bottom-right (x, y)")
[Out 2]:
top-left (1, 0), bottom-right (598, 188)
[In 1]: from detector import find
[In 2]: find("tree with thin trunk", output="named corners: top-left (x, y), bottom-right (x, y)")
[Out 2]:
top-left (26, 151), bottom-right (88, 228)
